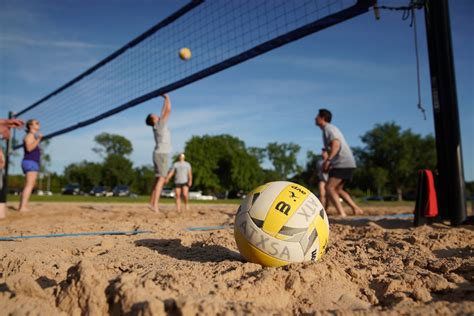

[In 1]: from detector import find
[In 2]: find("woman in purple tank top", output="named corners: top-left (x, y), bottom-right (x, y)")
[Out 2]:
top-left (18, 119), bottom-right (42, 212)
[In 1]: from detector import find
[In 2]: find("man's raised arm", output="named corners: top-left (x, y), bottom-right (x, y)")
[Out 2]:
top-left (160, 94), bottom-right (171, 122)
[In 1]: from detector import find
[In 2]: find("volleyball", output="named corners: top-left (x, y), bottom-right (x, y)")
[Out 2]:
top-left (179, 47), bottom-right (191, 60)
top-left (234, 181), bottom-right (329, 267)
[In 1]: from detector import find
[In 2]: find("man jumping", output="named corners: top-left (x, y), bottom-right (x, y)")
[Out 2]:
top-left (146, 94), bottom-right (171, 213)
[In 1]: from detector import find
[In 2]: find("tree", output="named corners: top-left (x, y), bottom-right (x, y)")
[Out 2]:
top-left (39, 139), bottom-right (51, 173)
top-left (466, 181), bottom-right (474, 196)
top-left (63, 133), bottom-right (136, 190)
top-left (37, 139), bottom-right (53, 191)
top-left (261, 169), bottom-right (282, 184)
top-left (6, 137), bottom-right (21, 168)
top-left (64, 161), bottom-right (103, 190)
top-left (266, 142), bottom-right (301, 180)
top-left (368, 167), bottom-right (389, 196)
top-left (358, 122), bottom-right (436, 200)
top-left (184, 134), bottom-right (264, 194)
top-left (101, 154), bottom-right (134, 188)
top-left (290, 150), bottom-right (320, 191)
top-left (93, 133), bottom-right (133, 157)
top-left (93, 133), bottom-right (135, 188)
top-left (248, 147), bottom-right (266, 164)
top-left (131, 165), bottom-right (155, 195)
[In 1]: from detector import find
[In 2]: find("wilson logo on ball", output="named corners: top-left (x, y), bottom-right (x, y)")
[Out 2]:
top-left (275, 201), bottom-right (291, 215)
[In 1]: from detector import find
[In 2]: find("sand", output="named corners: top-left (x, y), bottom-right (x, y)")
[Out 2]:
top-left (0, 202), bottom-right (473, 315)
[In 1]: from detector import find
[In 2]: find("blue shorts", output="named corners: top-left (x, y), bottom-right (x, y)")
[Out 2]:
top-left (22, 160), bottom-right (40, 174)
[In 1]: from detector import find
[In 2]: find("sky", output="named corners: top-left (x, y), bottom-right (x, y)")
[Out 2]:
top-left (1, 0), bottom-right (473, 181)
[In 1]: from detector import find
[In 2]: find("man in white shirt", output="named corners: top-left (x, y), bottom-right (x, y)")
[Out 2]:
top-left (166, 153), bottom-right (192, 212)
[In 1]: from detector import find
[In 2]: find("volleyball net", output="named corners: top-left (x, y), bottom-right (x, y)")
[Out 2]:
top-left (13, 0), bottom-right (375, 146)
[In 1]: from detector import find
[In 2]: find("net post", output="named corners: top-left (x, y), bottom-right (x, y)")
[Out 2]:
top-left (373, 1), bottom-right (380, 20)
top-left (1, 112), bottom-right (14, 205)
top-left (424, 0), bottom-right (466, 226)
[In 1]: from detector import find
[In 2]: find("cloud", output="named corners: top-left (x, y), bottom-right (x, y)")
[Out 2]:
top-left (0, 6), bottom-right (115, 85)
top-left (0, 3), bottom-right (40, 29)
top-left (0, 34), bottom-right (114, 50)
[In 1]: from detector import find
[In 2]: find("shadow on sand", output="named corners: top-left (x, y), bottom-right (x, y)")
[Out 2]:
top-left (433, 245), bottom-right (474, 259)
top-left (330, 217), bottom-right (414, 229)
top-left (135, 238), bottom-right (243, 263)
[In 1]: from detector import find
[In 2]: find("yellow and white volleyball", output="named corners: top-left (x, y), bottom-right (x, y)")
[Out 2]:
top-left (234, 181), bottom-right (329, 267)
top-left (179, 47), bottom-right (192, 60)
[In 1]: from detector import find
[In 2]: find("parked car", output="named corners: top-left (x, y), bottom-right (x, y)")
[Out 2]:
top-left (161, 187), bottom-right (175, 198)
top-left (36, 190), bottom-right (53, 196)
top-left (90, 186), bottom-right (112, 197)
top-left (62, 184), bottom-right (82, 195)
top-left (113, 185), bottom-right (130, 197)
top-left (215, 190), bottom-right (246, 199)
top-left (383, 195), bottom-right (398, 201)
top-left (189, 191), bottom-right (217, 200)
top-left (9, 188), bottom-right (22, 196)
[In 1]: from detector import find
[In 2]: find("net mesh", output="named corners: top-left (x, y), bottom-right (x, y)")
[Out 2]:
top-left (15, 0), bottom-right (372, 140)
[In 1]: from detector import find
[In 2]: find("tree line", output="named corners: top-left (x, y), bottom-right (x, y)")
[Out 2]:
top-left (9, 122), bottom-right (473, 199)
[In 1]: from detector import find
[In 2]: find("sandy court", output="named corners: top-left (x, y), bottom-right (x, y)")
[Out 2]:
top-left (0, 202), bottom-right (473, 315)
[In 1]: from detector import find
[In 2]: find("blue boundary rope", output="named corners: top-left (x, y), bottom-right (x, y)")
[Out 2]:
top-left (348, 213), bottom-right (413, 221)
top-left (183, 214), bottom-right (414, 231)
top-left (2, 214), bottom-right (412, 239)
top-left (185, 225), bottom-right (230, 232)
top-left (0, 230), bottom-right (154, 241)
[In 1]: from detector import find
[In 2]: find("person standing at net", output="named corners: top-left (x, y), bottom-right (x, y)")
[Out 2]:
top-left (316, 148), bottom-right (329, 208)
top-left (18, 119), bottom-right (42, 212)
top-left (166, 153), bottom-right (192, 212)
top-left (0, 118), bottom-right (25, 219)
top-left (146, 94), bottom-right (172, 213)
top-left (315, 109), bottom-right (363, 217)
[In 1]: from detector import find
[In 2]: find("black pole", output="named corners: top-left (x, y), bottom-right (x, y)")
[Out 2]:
top-left (424, 0), bottom-right (466, 225)
top-left (1, 112), bottom-right (14, 205)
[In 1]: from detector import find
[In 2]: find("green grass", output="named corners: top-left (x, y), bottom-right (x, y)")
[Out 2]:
top-left (6, 194), bottom-right (242, 204)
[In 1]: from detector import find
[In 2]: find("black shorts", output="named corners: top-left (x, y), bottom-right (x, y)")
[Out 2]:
top-left (329, 168), bottom-right (355, 181)
top-left (175, 183), bottom-right (188, 188)
top-left (317, 176), bottom-right (327, 183)
top-left (0, 183), bottom-right (6, 203)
